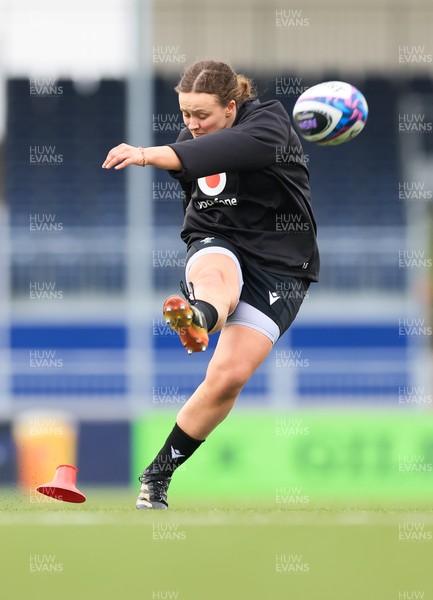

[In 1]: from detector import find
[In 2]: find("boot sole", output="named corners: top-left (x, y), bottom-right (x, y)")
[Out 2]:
top-left (163, 295), bottom-right (208, 354)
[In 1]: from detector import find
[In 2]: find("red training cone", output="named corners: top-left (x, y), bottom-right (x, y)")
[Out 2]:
top-left (37, 464), bottom-right (86, 503)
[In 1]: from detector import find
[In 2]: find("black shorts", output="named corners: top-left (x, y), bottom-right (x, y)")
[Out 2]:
top-left (185, 237), bottom-right (310, 344)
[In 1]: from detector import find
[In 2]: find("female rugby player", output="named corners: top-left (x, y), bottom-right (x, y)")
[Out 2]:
top-left (103, 60), bottom-right (319, 509)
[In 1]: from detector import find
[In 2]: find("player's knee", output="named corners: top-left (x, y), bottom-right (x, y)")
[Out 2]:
top-left (205, 360), bottom-right (252, 400)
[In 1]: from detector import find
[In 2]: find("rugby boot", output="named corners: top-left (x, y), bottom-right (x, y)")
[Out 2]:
top-left (136, 470), bottom-right (171, 510)
top-left (163, 294), bottom-right (208, 354)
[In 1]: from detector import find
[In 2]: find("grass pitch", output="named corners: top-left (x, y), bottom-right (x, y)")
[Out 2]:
top-left (1, 488), bottom-right (433, 600)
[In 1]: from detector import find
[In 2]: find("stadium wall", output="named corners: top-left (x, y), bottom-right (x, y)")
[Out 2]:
top-left (153, 0), bottom-right (433, 76)
top-left (0, 0), bottom-right (432, 78)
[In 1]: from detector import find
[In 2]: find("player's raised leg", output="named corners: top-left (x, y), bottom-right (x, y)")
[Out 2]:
top-left (163, 252), bottom-right (241, 353)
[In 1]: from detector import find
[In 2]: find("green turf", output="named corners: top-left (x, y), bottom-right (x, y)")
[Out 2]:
top-left (1, 488), bottom-right (433, 600)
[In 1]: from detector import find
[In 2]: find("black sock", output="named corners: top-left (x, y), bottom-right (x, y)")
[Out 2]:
top-left (194, 300), bottom-right (218, 331)
top-left (145, 423), bottom-right (205, 477)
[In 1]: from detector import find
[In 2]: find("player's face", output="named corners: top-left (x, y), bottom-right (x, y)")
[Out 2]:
top-left (178, 92), bottom-right (236, 138)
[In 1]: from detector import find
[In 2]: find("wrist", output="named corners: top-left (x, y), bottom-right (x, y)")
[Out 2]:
top-left (138, 147), bottom-right (146, 167)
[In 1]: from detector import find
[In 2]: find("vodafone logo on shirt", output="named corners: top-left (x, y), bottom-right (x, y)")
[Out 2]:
top-left (197, 173), bottom-right (227, 196)
top-left (195, 172), bottom-right (238, 210)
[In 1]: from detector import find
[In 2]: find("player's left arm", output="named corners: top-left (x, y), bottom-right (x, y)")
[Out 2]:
top-left (102, 143), bottom-right (182, 171)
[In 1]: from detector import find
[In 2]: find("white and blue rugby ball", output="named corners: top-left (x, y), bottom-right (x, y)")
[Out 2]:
top-left (292, 81), bottom-right (368, 145)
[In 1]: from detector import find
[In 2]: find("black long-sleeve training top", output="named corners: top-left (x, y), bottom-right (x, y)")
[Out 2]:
top-left (168, 98), bottom-right (320, 281)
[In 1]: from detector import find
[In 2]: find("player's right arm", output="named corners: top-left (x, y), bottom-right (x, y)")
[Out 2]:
top-left (102, 143), bottom-right (182, 171)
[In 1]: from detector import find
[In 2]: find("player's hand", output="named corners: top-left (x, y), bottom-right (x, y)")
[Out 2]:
top-left (102, 143), bottom-right (145, 170)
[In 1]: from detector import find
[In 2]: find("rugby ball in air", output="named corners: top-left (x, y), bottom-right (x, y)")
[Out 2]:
top-left (292, 81), bottom-right (368, 145)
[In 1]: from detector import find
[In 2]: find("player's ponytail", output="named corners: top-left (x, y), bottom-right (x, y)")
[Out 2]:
top-left (175, 60), bottom-right (256, 107)
top-left (235, 73), bottom-right (256, 105)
